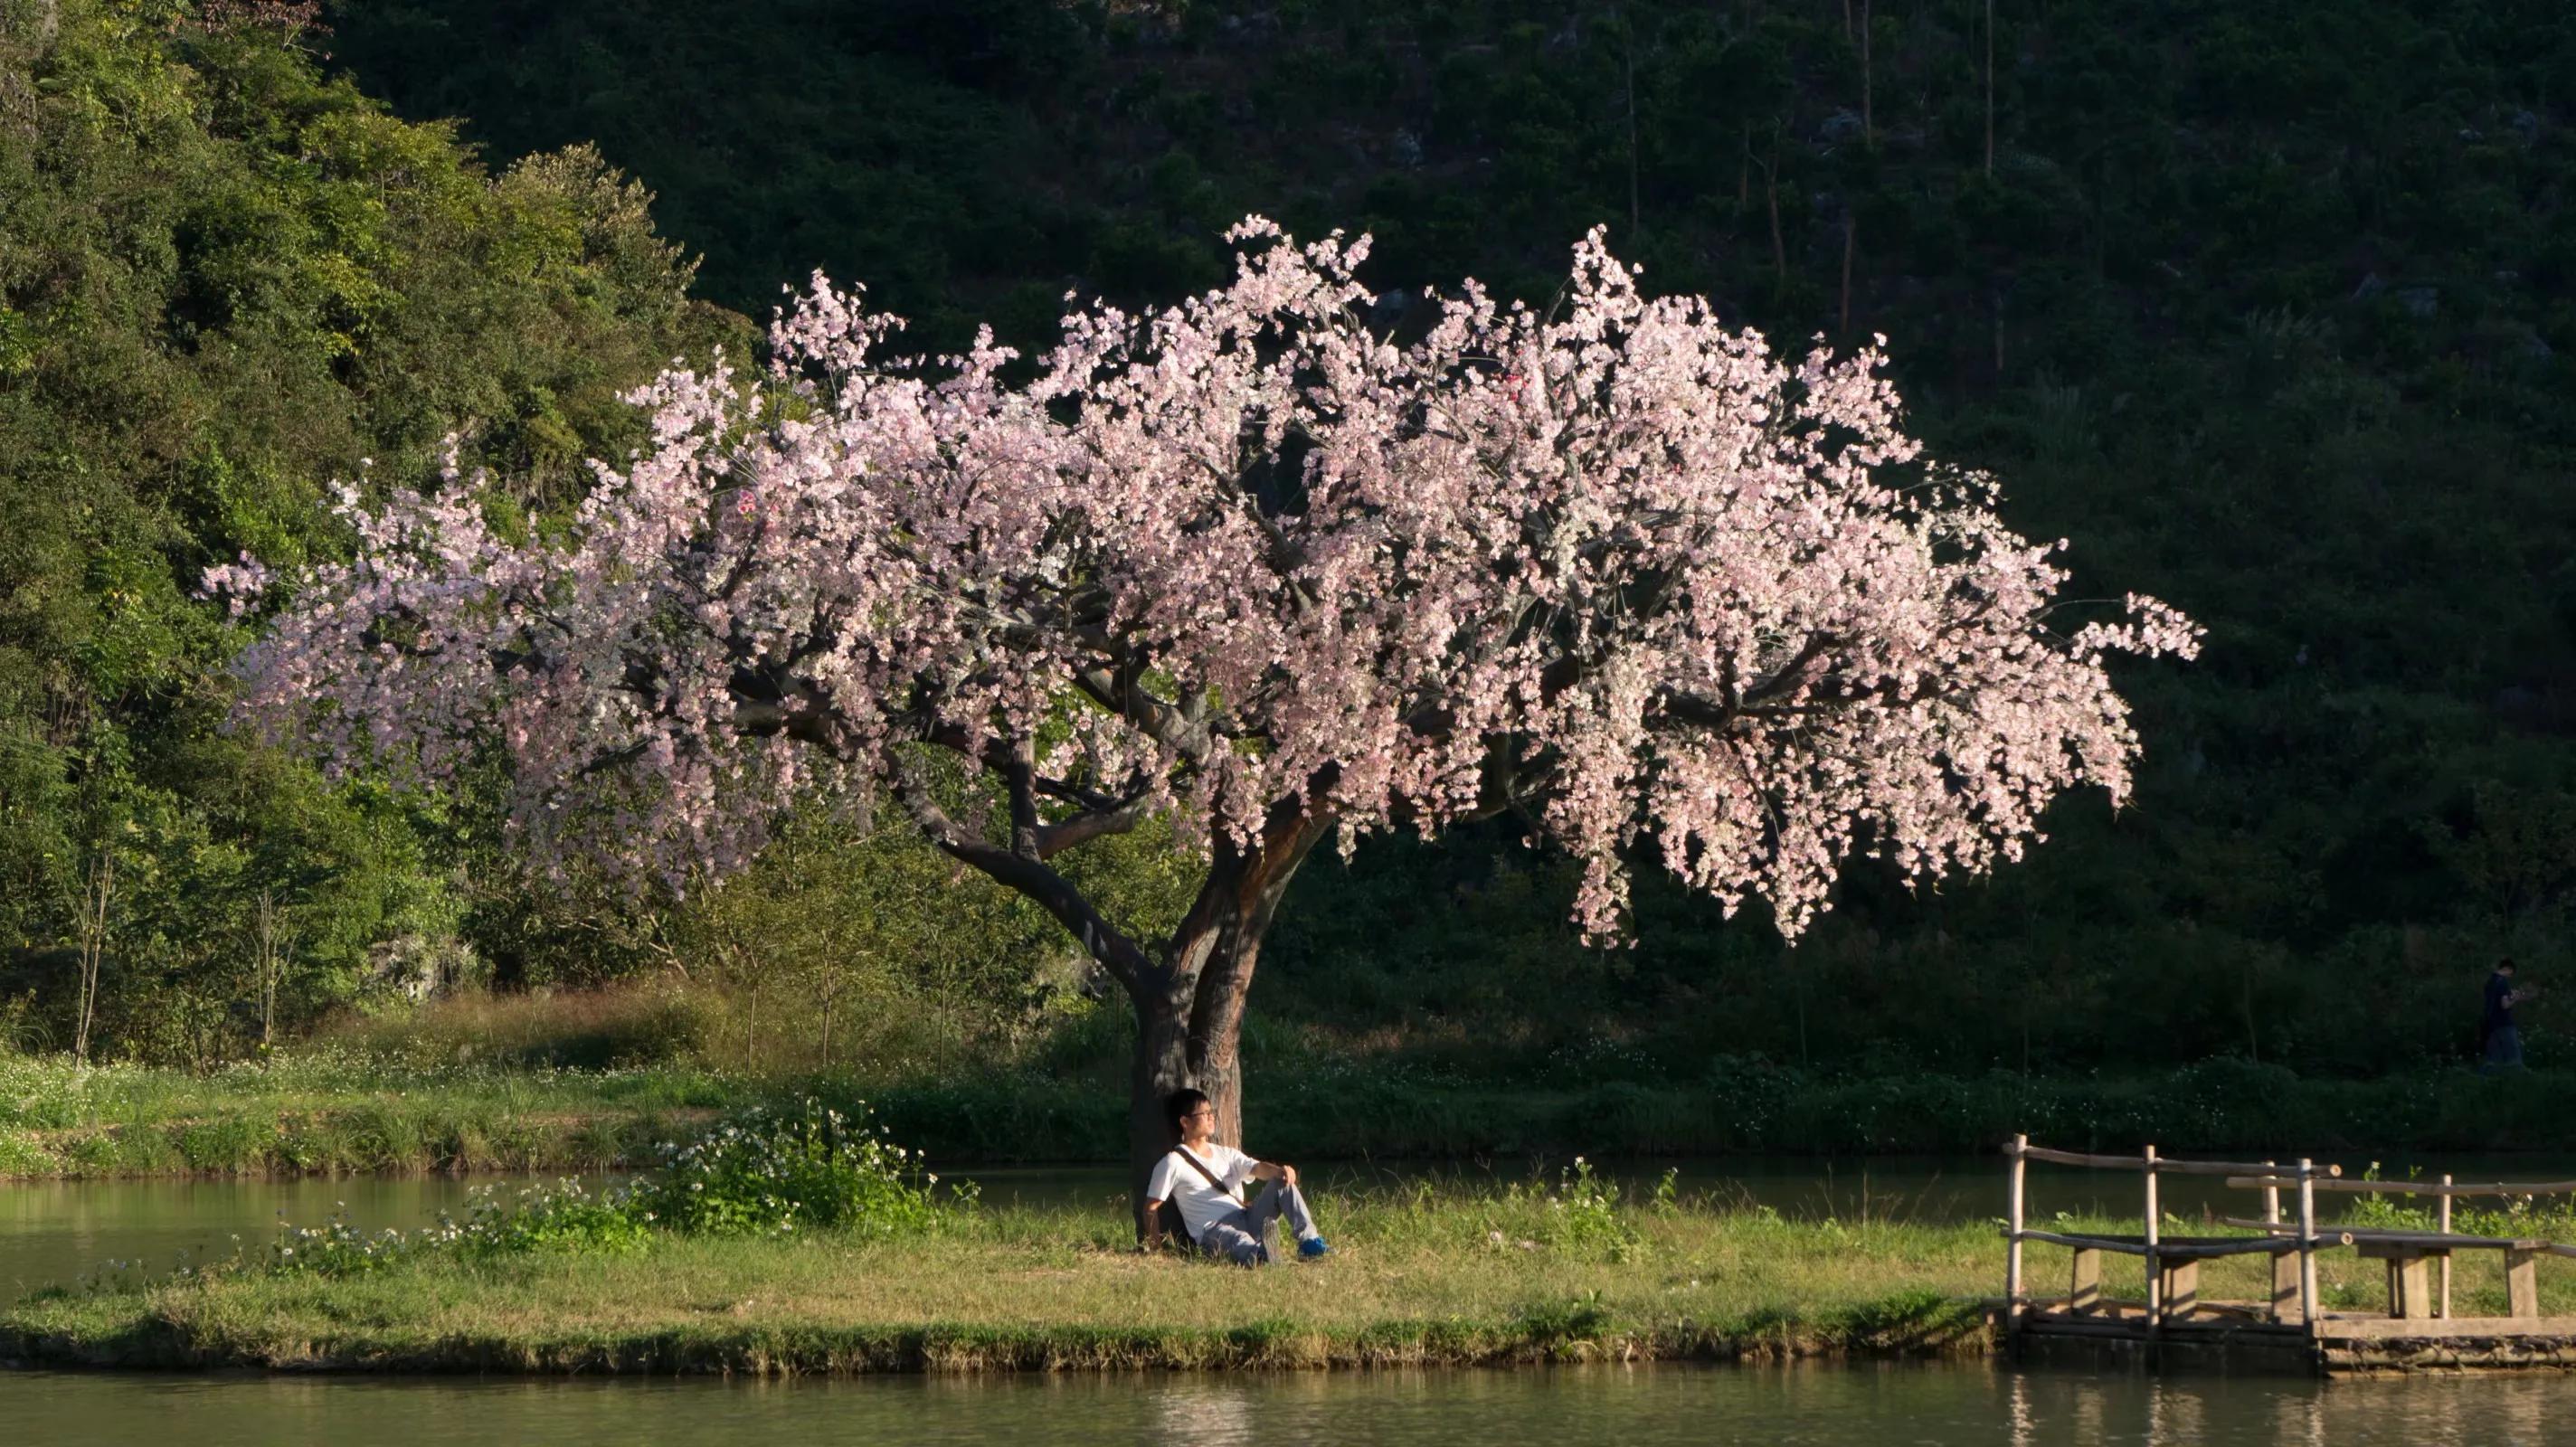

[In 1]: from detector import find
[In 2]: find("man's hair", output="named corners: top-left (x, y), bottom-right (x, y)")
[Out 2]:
top-left (1165, 1088), bottom-right (1211, 1136)
top-left (2500, 958), bottom-right (2518, 972)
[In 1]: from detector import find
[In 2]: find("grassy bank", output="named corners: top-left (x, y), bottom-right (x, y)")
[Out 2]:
top-left (0, 1195), bottom-right (1997, 1374)
top-left (0, 1054), bottom-right (753, 1179)
top-left (12, 1194), bottom-right (2576, 1376)
top-left (10, 1049), bottom-right (2576, 1180)
top-left (10, 1091), bottom-right (2576, 1378)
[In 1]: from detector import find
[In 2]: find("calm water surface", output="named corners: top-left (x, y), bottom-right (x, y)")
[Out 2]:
top-left (5, 1363), bottom-right (2576, 1445)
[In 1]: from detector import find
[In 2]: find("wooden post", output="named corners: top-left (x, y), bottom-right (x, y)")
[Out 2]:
top-left (2506, 1247), bottom-right (2541, 1319)
top-left (2164, 1260), bottom-right (2201, 1319)
top-left (2263, 1155), bottom-right (2293, 1322)
top-left (2437, 1174), bottom-right (2453, 1319)
top-left (2143, 1145), bottom-right (2161, 1333)
top-left (2391, 1255), bottom-right (2432, 1320)
top-left (2070, 1248), bottom-right (2101, 1314)
top-left (2297, 1159), bottom-right (2319, 1327)
top-left (2271, 1245), bottom-right (2304, 1324)
top-left (2005, 1134), bottom-right (2027, 1326)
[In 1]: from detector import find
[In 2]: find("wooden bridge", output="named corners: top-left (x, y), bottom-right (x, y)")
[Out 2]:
top-left (2001, 1135), bottom-right (2576, 1374)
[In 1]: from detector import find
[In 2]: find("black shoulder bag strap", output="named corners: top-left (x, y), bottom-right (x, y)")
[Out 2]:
top-left (1174, 1146), bottom-right (1245, 1205)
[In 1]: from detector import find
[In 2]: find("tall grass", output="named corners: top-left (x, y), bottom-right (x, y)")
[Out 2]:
top-left (0, 1050), bottom-right (738, 1178)
top-left (305, 982), bottom-right (726, 1071)
top-left (10, 974), bottom-right (2576, 1180)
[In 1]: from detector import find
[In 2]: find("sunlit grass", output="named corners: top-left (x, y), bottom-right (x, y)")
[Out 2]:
top-left (9, 1177), bottom-right (2572, 1373)
top-left (0, 1053), bottom-right (746, 1179)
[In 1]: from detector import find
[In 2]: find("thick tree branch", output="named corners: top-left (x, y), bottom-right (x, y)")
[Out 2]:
top-left (1070, 665), bottom-right (1221, 764)
top-left (1002, 734), bottom-right (1044, 861)
top-left (1034, 792), bottom-right (1155, 856)
top-left (1180, 795), bottom-right (1331, 1071)
top-left (886, 753), bottom-right (1155, 995)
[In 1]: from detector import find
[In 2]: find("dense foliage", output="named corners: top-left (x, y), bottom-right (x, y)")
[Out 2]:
top-left (7, 0), bottom-right (2575, 1092)
top-left (0, 0), bottom-right (747, 1058)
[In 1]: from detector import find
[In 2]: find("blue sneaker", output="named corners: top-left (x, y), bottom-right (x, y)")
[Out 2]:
top-left (1297, 1236), bottom-right (1331, 1261)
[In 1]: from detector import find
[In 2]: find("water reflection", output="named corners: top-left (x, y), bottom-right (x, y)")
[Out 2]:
top-left (1150, 1377), bottom-right (1260, 1444)
top-left (6, 1366), bottom-right (2574, 1446)
top-left (2275, 1386), bottom-right (2325, 1447)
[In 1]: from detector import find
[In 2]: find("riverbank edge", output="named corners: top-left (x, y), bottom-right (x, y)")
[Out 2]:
top-left (8, 1062), bottom-right (2573, 1182)
top-left (0, 1297), bottom-right (1996, 1375)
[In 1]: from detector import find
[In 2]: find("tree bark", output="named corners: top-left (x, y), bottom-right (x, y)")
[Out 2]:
top-left (889, 724), bottom-right (1339, 1239)
top-left (1121, 804), bottom-right (1328, 1235)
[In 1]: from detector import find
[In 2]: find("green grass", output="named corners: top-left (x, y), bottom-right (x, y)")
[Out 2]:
top-left (12, 1184), bottom-right (2574, 1376)
top-left (0, 1053), bottom-right (748, 1179)
top-left (0, 1192), bottom-right (2000, 1373)
top-left (11, 1046), bottom-right (2576, 1180)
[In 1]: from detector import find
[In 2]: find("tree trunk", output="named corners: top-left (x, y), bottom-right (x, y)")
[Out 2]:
top-left (1984, 0), bottom-right (1997, 176)
top-left (1126, 981), bottom-right (1200, 1227)
top-left (1860, 0), bottom-right (1873, 146)
top-left (1121, 809), bottom-right (1327, 1236)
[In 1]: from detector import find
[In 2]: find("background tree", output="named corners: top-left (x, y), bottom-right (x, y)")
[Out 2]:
top-left (229, 221), bottom-right (2192, 1204)
top-left (0, 0), bottom-right (743, 1059)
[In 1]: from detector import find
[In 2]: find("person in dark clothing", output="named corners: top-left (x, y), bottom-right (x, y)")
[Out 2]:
top-left (2482, 960), bottom-right (2533, 1071)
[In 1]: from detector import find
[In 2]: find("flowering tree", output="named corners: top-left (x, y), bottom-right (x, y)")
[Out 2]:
top-left (220, 220), bottom-right (2195, 1215)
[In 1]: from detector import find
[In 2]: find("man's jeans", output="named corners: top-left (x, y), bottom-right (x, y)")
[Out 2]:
top-left (2484, 1025), bottom-right (2525, 1072)
top-left (1197, 1179), bottom-right (1317, 1266)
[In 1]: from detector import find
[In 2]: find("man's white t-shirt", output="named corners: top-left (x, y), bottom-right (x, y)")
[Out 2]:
top-left (1146, 1142), bottom-right (1256, 1241)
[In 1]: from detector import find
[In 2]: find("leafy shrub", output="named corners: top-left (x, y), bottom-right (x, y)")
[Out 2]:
top-left (267, 1206), bottom-right (415, 1277)
top-left (264, 1178), bottom-right (648, 1276)
top-left (310, 984), bottom-right (725, 1071)
top-left (1530, 1158), bottom-right (1643, 1260)
top-left (2341, 1160), bottom-right (2576, 1240)
top-left (431, 1178), bottom-right (655, 1259)
top-left (245, 1101), bottom-right (956, 1281)
top-left (636, 1099), bottom-right (969, 1239)
top-left (1399, 1158), bottom-right (1646, 1263)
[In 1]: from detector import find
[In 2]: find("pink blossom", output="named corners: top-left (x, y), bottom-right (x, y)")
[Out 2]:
top-left (231, 221), bottom-right (2196, 945)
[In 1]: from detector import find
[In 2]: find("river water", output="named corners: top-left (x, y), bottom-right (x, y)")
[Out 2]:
top-left (9, 1161), bottom-right (2576, 1442)
top-left (5, 1361), bottom-right (2575, 1445)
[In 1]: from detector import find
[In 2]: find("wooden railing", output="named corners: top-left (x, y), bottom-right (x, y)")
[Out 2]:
top-left (2003, 1135), bottom-right (2343, 1330)
top-left (2218, 1169), bottom-right (2576, 1321)
top-left (2007, 1137), bottom-right (2576, 1329)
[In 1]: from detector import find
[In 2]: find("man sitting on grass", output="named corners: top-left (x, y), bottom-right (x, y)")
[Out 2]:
top-left (1141, 1088), bottom-right (1331, 1265)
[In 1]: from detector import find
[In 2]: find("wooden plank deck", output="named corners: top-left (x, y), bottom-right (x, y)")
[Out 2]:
top-left (2003, 1138), bottom-right (2576, 1374)
top-left (2311, 1314), bottom-right (2576, 1341)
top-left (2014, 1300), bottom-right (2576, 1374)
